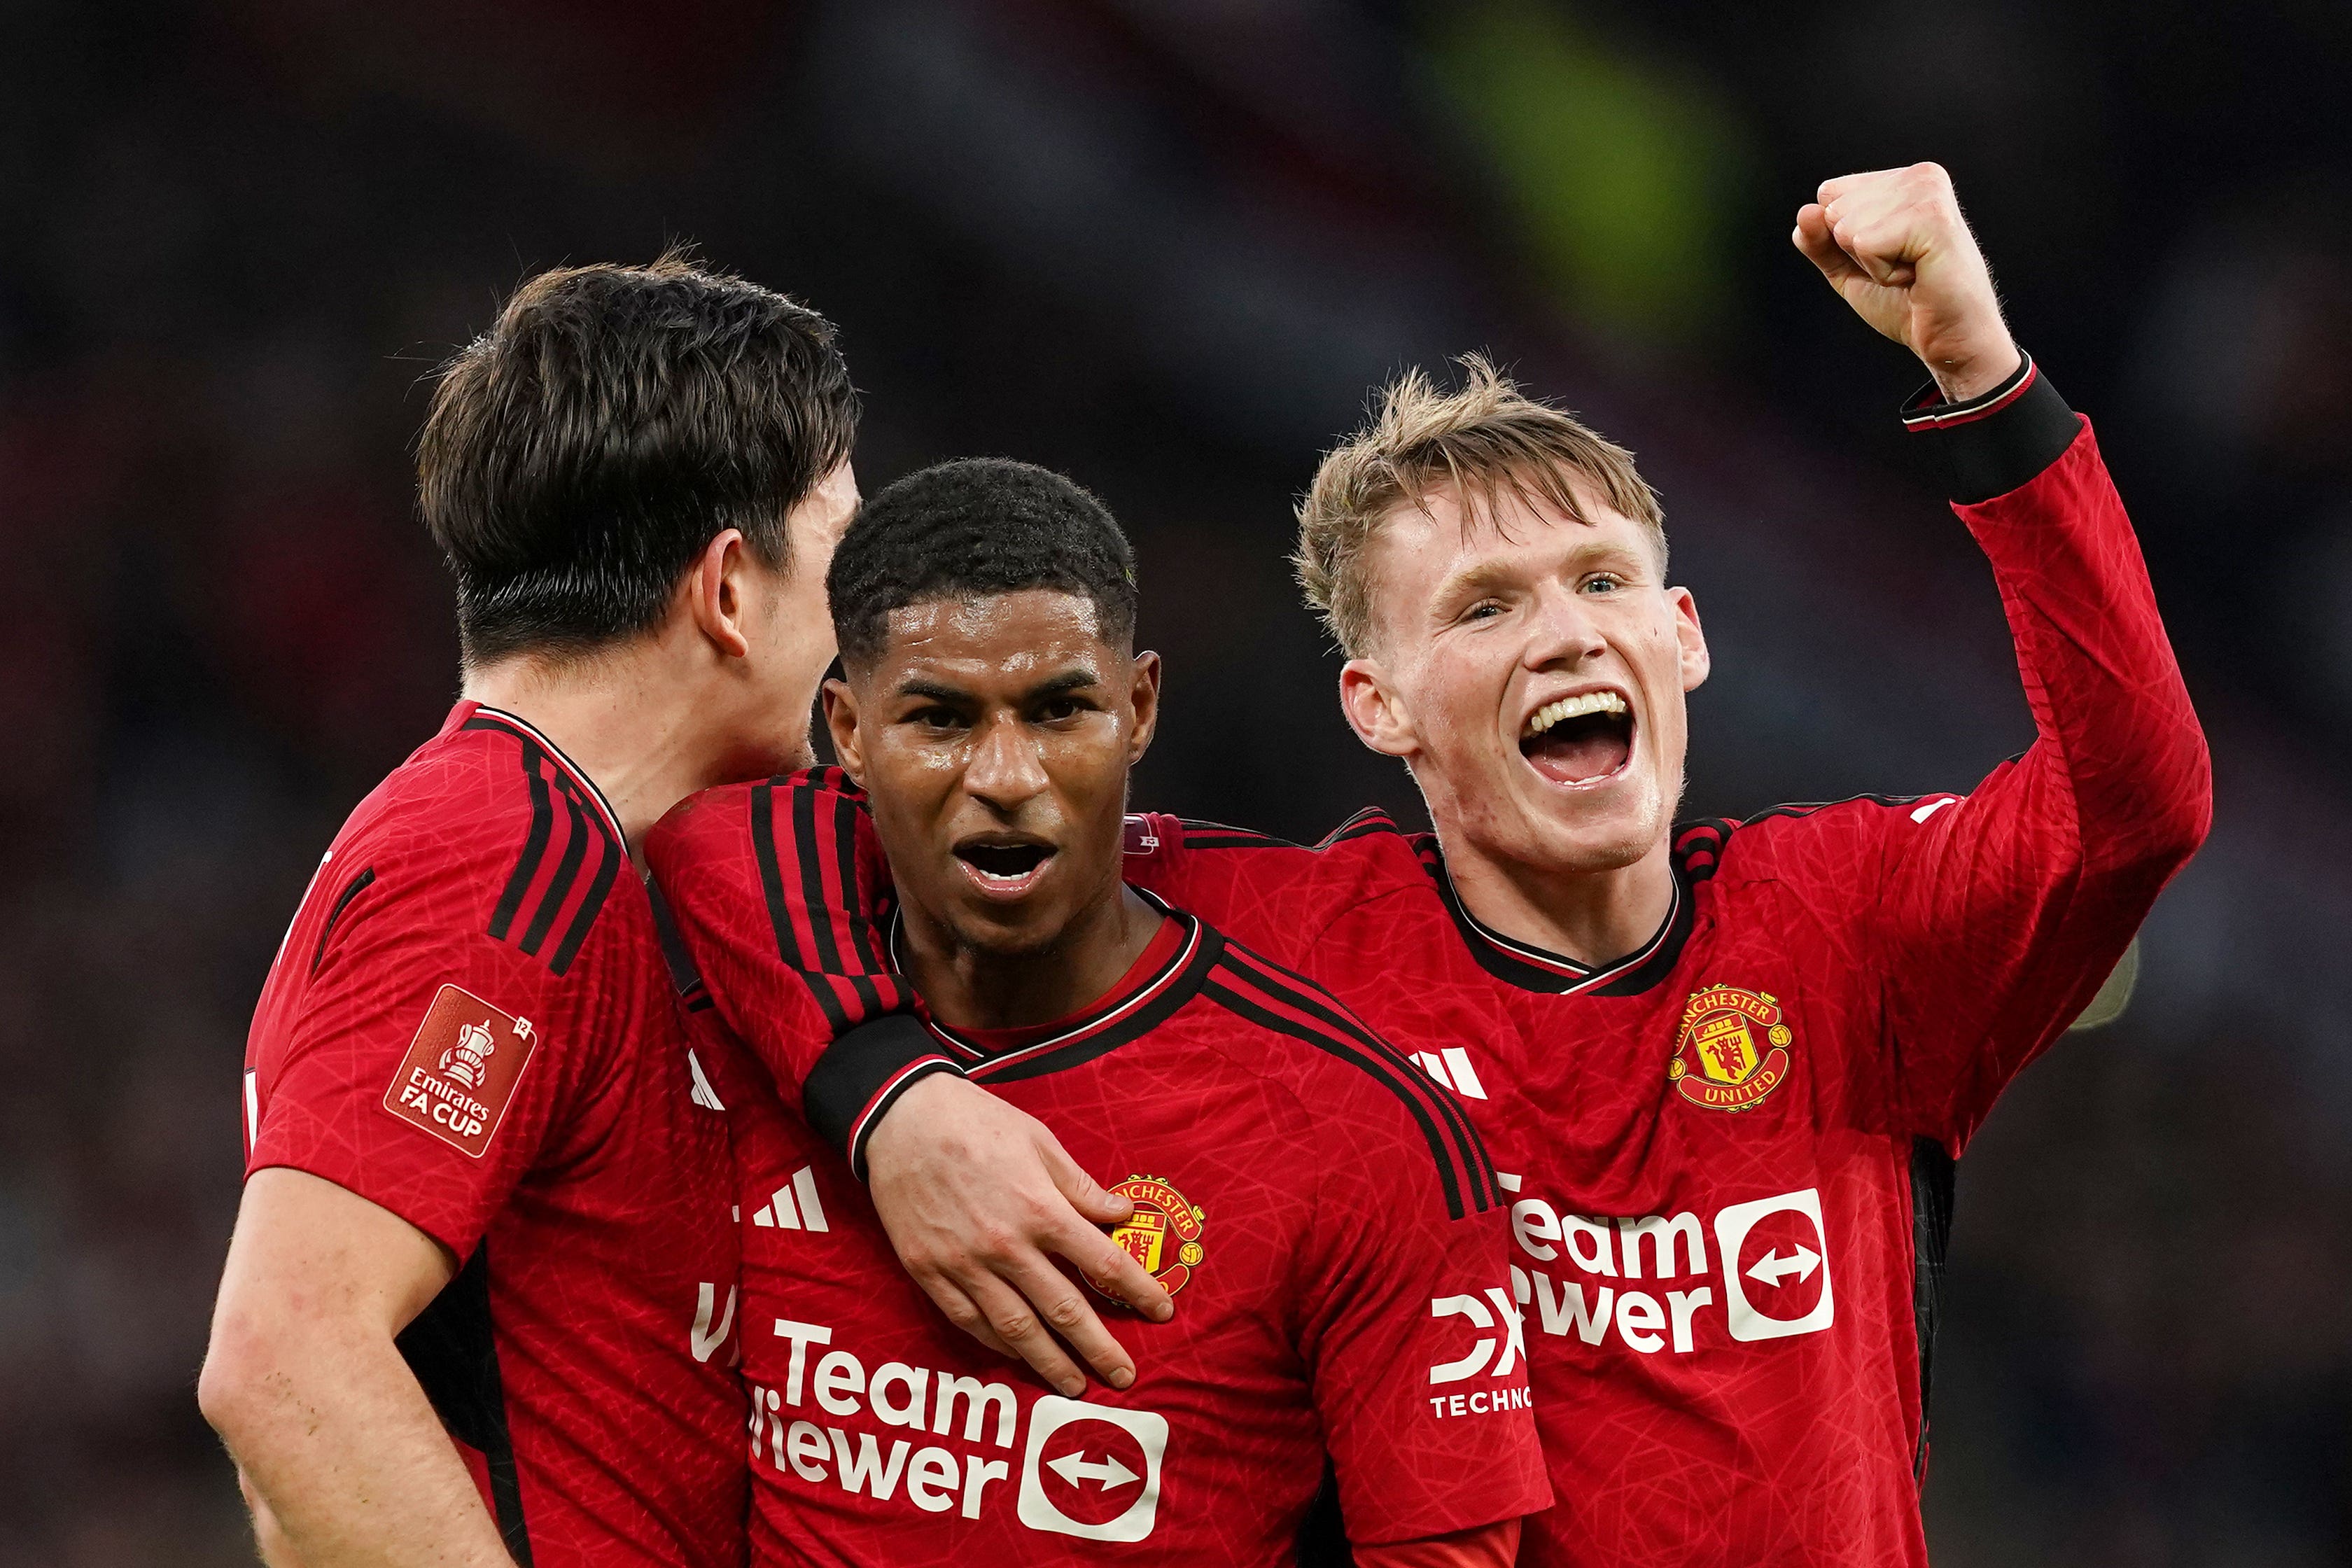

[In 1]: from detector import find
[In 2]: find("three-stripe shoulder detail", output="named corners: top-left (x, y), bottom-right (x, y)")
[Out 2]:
top-left (469, 718), bottom-right (624, 978)
top-left (750, 776), bottom-right (897, 1029)
top-left (1199, 941), bottom-right (1501, 1220)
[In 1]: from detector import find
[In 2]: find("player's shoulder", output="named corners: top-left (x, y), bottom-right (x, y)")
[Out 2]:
top-left (1678, 790), bottom-right (1968, 887)
top-left (1128, 806), bottom-right (1434, 897)
top-left (326, 704), bottom-right (638, 979)
top-left (1185, 927), bottom-right (1502, 1221)
top-left (646, 764), bottom-right (864, 892)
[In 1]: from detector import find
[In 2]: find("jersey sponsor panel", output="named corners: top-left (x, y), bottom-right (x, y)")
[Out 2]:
top-left (750, 1319), bottom-right (1162, 1541)
top-left (1503, 1170), bottom-right (1835, 1358)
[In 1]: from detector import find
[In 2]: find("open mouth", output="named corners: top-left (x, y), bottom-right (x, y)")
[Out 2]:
top-left (1520, 690), bottom-right (1634, 786)
top-left (953, 836), bottom-right (1058, 898)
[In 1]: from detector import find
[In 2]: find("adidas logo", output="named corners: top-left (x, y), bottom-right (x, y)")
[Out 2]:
top-left (752, 1166), bottom-right (830, 1232)
top-left (1413, 1047), bottom-right (1489, 1100)
top-left (687, 1049), bottom-right (724, 1112)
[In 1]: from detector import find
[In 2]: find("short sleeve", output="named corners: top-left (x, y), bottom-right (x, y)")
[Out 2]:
top-left (1294, 1107), bottom-right (1552, 1544)
top-left (248, 873), bottom-right (592, 1259)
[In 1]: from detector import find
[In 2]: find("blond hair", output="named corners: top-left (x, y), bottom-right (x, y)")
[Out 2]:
top-left (1294, 355), bottom-right (1665, 655)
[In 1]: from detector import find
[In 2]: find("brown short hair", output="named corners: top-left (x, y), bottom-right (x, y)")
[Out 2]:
top-left (419, 251), bottom-right (858, 666)
top-left (1294, 354), bottom-right (1664, 656)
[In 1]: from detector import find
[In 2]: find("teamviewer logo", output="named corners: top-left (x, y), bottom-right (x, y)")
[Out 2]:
top-left (1016, 1396), bottom-right (1167, 1543)
top-left (1713, 1188), bottom-right (1835, 1343)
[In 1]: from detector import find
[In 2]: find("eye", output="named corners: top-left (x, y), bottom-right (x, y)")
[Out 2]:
top-left (1461, 598), bottom-right (1506, 623)
top-left (1037, 694), bottom-right (1094, 722)
top-left (909, 705), bottom-right (965, 732)
top-left (1580, 573), bottom-right (1624, 595)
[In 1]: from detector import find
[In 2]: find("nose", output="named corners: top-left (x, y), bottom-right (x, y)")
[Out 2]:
top-left (1523, 580), bottom-right (1608, 671)
top-left (962, 713), bottom-right (1050, 814)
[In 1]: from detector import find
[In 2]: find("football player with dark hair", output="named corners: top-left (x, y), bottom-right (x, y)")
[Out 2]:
top-left (202, 254), bottom-right (878, 1567)
top-left (648, 457), bottom-right (1548, 1567)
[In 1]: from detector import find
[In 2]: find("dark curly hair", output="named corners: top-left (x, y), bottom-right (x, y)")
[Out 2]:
top-left (828, 458), bottom-right (1138, 668)
top-left (419, 250), bottom-right (858, 665)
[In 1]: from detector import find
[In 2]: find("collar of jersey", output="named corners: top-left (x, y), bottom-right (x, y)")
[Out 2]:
top-left (459, 703), bottom-right (626, 844)
top-left (895, 887), bottom-right (1219, 1082)
top-left (1428, 847), bottom-right (1696, 997)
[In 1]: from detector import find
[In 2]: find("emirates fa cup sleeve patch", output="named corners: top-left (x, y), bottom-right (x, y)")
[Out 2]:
top-left (383, 984), bottom-right (540, 1156)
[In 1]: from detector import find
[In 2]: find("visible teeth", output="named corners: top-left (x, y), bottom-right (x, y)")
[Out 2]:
top-left (1525, 690), bottom-right (1628, 736)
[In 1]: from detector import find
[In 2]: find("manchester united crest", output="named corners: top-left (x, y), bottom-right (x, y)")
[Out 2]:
top-left (1105, 1175), bottom-right (1207, 1298)
top-left (1667, 984), bottom-right (1794, 1112)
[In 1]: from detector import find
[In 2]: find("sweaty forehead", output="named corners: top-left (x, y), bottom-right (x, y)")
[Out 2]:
top-left (866, 589), bottom-right (1118, 680)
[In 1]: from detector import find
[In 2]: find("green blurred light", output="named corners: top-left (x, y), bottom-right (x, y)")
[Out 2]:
top-left (1428, 0), bottom-right (1745, 341)
top-left (2068, 938), bottom-right (2141, 1032)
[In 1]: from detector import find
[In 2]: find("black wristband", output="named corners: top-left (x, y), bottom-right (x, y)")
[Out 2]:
top-left (1900, 351), bottom-right (2081, 505)
top-left (802, 1013), bottom-right (966, 1180)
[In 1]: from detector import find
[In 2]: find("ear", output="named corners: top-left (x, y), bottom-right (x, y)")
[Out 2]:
top-left (1669, 586), bottom-right (1710, 693)
top-left (1126, 650), bottom-right (1163, 766)
top-left (1338, 657), bottom-right (1419, 759)
top-left (685, 529), bottom-right (755, 660)
top-left (822, 677), bottom-right (867, 787)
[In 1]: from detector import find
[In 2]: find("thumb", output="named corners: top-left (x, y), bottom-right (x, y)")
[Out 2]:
top-left (1040, 1135), bottom-right (1134, 1226)
top-left (1791, 204), bottom-right (1861, 285)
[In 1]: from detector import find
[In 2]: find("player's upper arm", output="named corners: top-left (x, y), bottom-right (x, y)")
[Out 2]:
top-left (253, 851), bottom-right (589, 1259)
top-left (1220, 954), bottom-right (1546, 1544)
top-left (1294, 1100), bottom-right (1548, 1544)
top-left (202, 1166), bottom-right (458, 1426)
top-left (647, 771), bottom-right (940, 1174)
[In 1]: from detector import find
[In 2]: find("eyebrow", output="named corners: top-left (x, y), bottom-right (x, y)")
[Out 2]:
top-left (1429, 559), bottom-right (1520, 610)
top-left (1429, 536), bottom-right (1649, 610)
top-left (892, 668), bottom-right (1102, 704)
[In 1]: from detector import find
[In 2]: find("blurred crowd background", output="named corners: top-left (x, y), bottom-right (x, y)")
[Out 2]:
top-left (2, 1), bottom-right (2347, 1562)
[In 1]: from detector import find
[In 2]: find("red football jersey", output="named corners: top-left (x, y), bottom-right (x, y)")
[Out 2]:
top-left (645, 777), bottom-right (1550, 1565)
top-left (244, 702), bottom-right (746, 1566)
top-left (1116, 384), bottom-right (2211, 1564)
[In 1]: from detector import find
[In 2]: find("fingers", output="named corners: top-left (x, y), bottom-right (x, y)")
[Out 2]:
top-left (1826, 202), bottom-right (1914, 288)
top-left (958, 1266), bottom-right (1093, 1397)
top-left (911, 1269), bottom-right (1016, 1360)
top-left (1001, 1247), bottom-right (1143, 1393)
top-left (1810, 162), bottom-right (1958, 286)
top-left (862, 1077), bottom-right (1174, 1395)
top-left (1036, 1128), bottom-right (1173, 1322)
top-left (1795, 204), bottom-right (1914, 290)
top-left (1790, 204), bottom-right (1855, 281)
top-left (1049, 1200), bottom-right (1175, 1323)
top-left (1049, 1148), bottom-right (1138, 1228)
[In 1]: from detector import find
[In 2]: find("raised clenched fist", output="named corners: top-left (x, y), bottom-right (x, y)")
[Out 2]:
top-left (1793, 162), bottom-right (2022, 403)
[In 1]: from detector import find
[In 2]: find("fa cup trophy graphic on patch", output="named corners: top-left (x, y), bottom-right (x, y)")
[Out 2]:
top-left (439, 1019), bottom-right (498, 1090)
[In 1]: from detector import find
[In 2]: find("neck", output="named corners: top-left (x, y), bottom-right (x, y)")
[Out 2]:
top-left (1441, 830), bottom-right (1676, 967)
top-left (463, 648), bottom-right (727, 853)
top-left (899, 880), bottom-right (1163, 1032)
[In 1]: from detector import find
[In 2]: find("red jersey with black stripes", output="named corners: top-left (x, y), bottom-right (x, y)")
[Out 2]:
top-left (243, 701), bottom-right (745, 1566)
top-left (1117, 385), bottom-right (2211, 1566)
top-left (710, 369), bottom-right (2207, 1567)
top-left (644, 775), bottom-right (1549, 1565)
